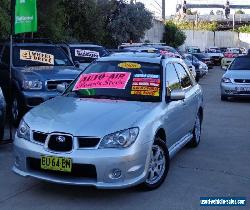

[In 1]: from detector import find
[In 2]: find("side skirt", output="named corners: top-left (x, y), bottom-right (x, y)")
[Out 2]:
top-left (169, 133), bottom-right (193, 159)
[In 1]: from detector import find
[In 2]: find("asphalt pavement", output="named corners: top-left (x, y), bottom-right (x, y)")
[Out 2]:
top-left (0, 67), bottom-right (249, 210)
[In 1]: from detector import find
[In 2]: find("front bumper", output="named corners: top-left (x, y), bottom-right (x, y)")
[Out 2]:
top-left (221, 82), bottom-right (250, 98)
top-left (13, 135), bottom-right (151, 189)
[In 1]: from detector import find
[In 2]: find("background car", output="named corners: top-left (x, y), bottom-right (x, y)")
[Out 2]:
top-left (185, 54), bottom-right (207, 78)
top-left (192, 53), bottom-right (213, 69)
top-left (221, 55), bottom-right (250, 101)
top-left (185, 46), bottom-right (201, 54)
top-left (60, 43), bottom-right (110, 70)
top-left (205, 47), bottom-right (224, 66)
top-left (0, 39), bottom-right (81, 126)
top-left (13, 52), bottom-right (203, 190)
top-left (221, 48), bottom-right (243, 69)
top-left (0, 87), bottom-right (6, 140)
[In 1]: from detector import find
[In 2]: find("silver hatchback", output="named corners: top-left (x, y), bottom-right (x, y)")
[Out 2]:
top-left (13, 53), bottom-right (204, 190)
top-left (221, 56), bottom-right (250, 101)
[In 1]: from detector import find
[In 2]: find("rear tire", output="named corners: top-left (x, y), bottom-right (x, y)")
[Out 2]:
top-left (141, 137), bottom-right (170, 191)
top-left (188, 113), bottom-right (202, 148)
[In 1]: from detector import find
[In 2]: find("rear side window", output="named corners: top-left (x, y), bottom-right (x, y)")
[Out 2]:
top-left (166, 63), bottom-right (181, 95)
top-left (174, 63), bottom-right (192, 88)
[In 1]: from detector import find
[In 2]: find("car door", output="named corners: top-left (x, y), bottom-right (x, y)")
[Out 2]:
top-left (174, 62), bottom-right (198, 133)
top-left (163, 63), bottom-right (186, 147)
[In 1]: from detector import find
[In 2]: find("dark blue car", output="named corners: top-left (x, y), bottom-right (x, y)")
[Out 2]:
top-left (0, 41), bottom-right (81, 126)
top-left (0, 87), bottom-right (6, 140)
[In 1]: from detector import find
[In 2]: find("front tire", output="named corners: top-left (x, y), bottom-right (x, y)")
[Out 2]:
top-left (142, 137), bottom-right (170, 190)
top-left (221, 95), bottom-right (228, 101)
top-left (11, 94), bottom-right (23, 127)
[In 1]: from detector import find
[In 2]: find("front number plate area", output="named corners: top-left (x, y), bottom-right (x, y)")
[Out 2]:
top-left (41, 156), bottom-right (72, 173)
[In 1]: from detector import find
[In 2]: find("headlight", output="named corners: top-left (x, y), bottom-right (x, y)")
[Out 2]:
top-left (23, 80), bottom-right (43, 90)
top-left (17, 120), bottom-right (30, 141)
top-left (221, 77), bottom-right (232, 83)
top-left (99, 128), bottom-right (139, 149)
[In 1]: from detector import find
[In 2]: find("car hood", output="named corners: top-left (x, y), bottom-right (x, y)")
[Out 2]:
top-left (24, 96), bottom-right (159, 137)
top-left (79, 63), bottom-right (90, 70)
top-left (15, 66), bottom-right (81, 81)
top-left (224, 70), bottom-right (250, 79)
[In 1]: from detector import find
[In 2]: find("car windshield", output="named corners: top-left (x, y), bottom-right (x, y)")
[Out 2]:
top-left (65, 61), bottom-right (162, 102)
top-left (13, 46), bottom-right (73, 67)
top-left (70, 47), bottom-right (108, 63)
top-left (208, 48), bottom-right (221, 53)
top-left (229, 57), bottom-right (250, 70)
top-left (188, 48), bottom-right (201, 53)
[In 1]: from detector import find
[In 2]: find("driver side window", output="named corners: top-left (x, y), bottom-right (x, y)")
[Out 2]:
top-left (166, 63), bottom-right (182, 97)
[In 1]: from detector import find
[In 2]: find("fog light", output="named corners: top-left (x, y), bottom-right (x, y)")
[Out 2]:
top-left (109, 169), bottom-right (122, 179)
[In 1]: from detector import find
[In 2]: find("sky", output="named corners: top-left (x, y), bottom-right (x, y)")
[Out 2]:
top-left (138, 0), bottom-right (250, 17)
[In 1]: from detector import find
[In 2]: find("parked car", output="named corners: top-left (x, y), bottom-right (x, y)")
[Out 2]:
top-left (59, 43), bottom-right (110, 70)
top-left (185, 54), bottom-right (208, 78)
top-left (146, 45), bottom-right (182, 58)
top-left (192, 53), bottom-right (213, 69)
top-left (183, 58), bottom-right (197, 80)
top-left (205, 47), bottom-right (224, 65)
top-left (221, 48), bottom-right (243, 69)
top-left (185, 46), bottom-right (201, 54)
top-left (0, 40), bottom-right (81, 126)
top-left (13, 52), bottom-right (203, 190)
top-left (0, 87), bottom-right (6, 140)
top-left (221, 55), bottom-right (250, 101)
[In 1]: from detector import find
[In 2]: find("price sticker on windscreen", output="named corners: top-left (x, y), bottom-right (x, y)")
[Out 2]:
top-left (73, 72), bottom-right (131, 91)
top-left (75, 49), bottom-right (100, 58)
top-left (118, 62), bottom-right (141, 69)
top-left (20, 50), bottom-right (54, 65)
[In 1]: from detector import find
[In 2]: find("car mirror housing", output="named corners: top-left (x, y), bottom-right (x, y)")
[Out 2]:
top-left (74, 61), bottom-right (80, 68)
top-left (57, 84), bottom-right (67, 93)
top-left (170, 89), bottom-right (185, 101)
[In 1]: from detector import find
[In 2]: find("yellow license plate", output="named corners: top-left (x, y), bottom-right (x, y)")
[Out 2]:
top-left (41, 156), bottom-right (72, 173)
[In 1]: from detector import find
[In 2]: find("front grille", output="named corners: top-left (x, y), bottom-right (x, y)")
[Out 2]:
top-left (48, 134), bottom-right (73, 152)
top-left (33, 131), bottom-right (48, 144)
top-left (234, 79), bottom-right (250, 84)
top-left (78, 137), bottom-right (100, 148)
top-left (46, 80), bottom-right (73, 91)
top-left (27, 158), bottom-right (97, 179)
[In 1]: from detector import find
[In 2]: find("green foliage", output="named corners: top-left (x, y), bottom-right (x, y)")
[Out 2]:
top-left (0, 0), bottom-right (10, 39)
top-left (163, 21), bottom-right (186, 48)
top-left (238, 25), bottom-right (250, 33)
top-left (173, 20), bottom-right (218, 31)
top-left (0, 0), bottom-right (153, 48)
top-left (235, 10), bottom-right (245, 15)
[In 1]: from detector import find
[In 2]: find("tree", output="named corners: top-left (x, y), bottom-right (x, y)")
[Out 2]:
top-left (235, 10), bottom-right (245, 15)
top-left (163, 21), bottom-right (186, 48)
top-left (0, 0), bottom-right (10, 39)
top-left (106, 2), bottom-right (153, 47)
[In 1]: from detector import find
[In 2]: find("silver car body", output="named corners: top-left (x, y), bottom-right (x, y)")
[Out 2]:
top-left (13, 55), bottom-right (203, 189)
top-left (221, 70), bottom-right (250, 98)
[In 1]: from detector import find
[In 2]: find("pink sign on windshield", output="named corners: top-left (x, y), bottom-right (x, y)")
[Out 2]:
top-left (73, 72), bottom-right (131, 90)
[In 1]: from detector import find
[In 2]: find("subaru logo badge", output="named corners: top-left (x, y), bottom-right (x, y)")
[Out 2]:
top-left (56, 136), bottom-right (66, 143)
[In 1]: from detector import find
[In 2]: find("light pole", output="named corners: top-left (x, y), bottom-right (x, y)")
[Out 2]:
top-left (162, 0), bottom-right (165, 21)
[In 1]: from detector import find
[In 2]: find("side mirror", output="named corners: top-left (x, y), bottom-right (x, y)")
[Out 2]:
top-left (57, 84), bottom-right (67, 93)
top-left (170, 89), bottom-right (185, 101)
top-left (74, 61), bottom-right (80, 68)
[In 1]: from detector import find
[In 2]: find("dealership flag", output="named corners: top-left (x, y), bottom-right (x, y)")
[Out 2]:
top-left (14, 0), bottom-right (37, 34)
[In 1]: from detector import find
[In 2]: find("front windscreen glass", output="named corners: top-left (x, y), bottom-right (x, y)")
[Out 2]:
top-left (229, 57), bottom-right (250, 70)
top-left (13, 46), bottom-right (73, 67)
top-left (70, 47), bottom-right (108, 63)
top-left (208, 48), bottom-right (221, 53)
top-left (65, 61), bottom-right (162, 102)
